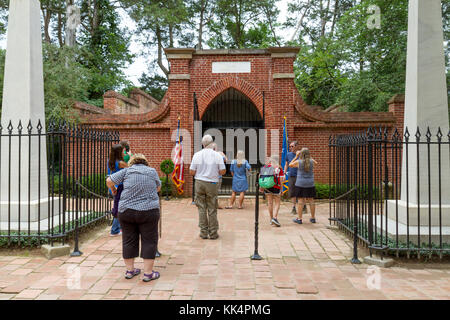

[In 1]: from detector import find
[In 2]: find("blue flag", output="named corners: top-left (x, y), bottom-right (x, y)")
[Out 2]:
top-left (281, 117), bottom-right (289, 195)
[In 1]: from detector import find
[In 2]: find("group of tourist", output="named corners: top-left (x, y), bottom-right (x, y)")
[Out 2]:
top-left (104, 134), bottom-right (317, 283)
top-left (190, 134), bottom-right (317, 236)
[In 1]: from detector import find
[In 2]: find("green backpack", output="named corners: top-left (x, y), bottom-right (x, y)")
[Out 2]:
top-left (259, 165), bottom-right (276, 189)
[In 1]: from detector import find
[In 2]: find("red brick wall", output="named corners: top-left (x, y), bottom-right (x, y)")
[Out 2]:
top-left (81, 49), bottom-right (404, 197)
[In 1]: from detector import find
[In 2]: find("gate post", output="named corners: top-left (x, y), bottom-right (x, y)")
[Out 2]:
top-left (367, 128), bottom-right (374, 255)
top-left (251, 171), bottom-right (262, 260)
top-left (351, 138), bottom-right (361, 264)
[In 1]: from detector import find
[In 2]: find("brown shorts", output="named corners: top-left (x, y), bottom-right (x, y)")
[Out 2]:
top-left (288, 175), bottom-right (297, 198)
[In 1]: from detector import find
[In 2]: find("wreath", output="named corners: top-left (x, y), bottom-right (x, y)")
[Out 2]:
top-left (160, 159), bottom-right (175, 175)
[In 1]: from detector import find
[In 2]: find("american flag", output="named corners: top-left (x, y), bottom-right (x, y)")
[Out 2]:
top-left (171, 118), bottom-right (184, 194)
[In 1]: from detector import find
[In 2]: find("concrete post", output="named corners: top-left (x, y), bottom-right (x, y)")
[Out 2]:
top-left (0, 0), bottom-right (54, 224)
top-left (386, 0), bottom-right (450, 243)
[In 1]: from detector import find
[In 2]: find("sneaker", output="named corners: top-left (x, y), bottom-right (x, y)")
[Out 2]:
top-left (302, 205), bottom-right (308, 214)
top-left (199, 234), bottom-right (208, 239)
top-left (293, 218), bottom-right (302, 224)
top-left (290, 207), bottom-right (297, 215)
top-left (310, 218), bottom-right (316, 224)
top-left (271, 218), bottom-right (281, 227)
top-left (209, 234), bottom-right (219, 240)
top-left (110, 231), bottom-right (122, 237)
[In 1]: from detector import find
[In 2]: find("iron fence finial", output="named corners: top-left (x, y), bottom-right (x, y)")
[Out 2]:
top-left (7, 120), bottom-right (13, 133)
top-left (425, 127), bottom-right (432, 141)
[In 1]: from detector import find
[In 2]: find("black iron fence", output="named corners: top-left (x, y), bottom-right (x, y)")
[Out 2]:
top-left (218, 171), bottom-right (259, 195)
top-left (0, 119), bottom-right (119, 246)
top-left (329, 126), bottom-right (450, 259)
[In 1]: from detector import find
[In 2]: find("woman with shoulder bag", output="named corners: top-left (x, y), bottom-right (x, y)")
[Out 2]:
top-left (108, 144), bottom-right (128, 236)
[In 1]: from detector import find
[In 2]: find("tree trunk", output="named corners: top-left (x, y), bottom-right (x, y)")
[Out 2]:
top-left (290, 0), bottom-right (311, 41)
top-left (92, 0), bottom-right (100, 37)
top-left (263, 3), bottom-right (281, 47)
top-left (197, 0), bottom-right (206, 49)
top-left (330, 0), bottom-right (340, 37)
top-left (169, 24), bottom-right (174, 48)
top-left (235, 0), bottom-right (242, 48)
top-left (42, 8), bottom-right (51, 43)
top-left (321, 0), bottom-right (331, 37)
top-left (57, 11), bottom-right (64, 47)
top-left (65, 0), bottom-right (78, 47)
top-left (156, 25), bottom-right (169, 78)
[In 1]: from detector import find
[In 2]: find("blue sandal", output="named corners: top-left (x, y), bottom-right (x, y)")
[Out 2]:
top-left (125, 268), bottom-right (141, 279)
top-left (143, 271), bottom-right (160, 282)
top-left (293, 218), bottom-right (302, 224)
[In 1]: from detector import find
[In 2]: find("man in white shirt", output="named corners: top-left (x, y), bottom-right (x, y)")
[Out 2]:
top-left (190, 135), bottom-right (226, 239)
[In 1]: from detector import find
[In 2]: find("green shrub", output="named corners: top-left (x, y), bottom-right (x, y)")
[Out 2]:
top-left (160, 176), bottom-right (179, 198)
top-left (51, 173), bottom-right (109, 198)
top-left (0, 212), bottom-right (109, 248)
top-left (315, 183), bottom-right (383, 200)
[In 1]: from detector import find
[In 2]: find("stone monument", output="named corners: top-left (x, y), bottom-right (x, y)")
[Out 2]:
top-left (0, 0), bottom-right (55, 224)
top-left (386, 0), bottom-right (450, 244)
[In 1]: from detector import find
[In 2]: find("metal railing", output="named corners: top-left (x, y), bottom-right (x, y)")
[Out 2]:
top-left (329, 126), bottom-right (450, 259)
top-left (218, 171), bottom-right (259, 195)
top-left (0, 119), bottom-right (119, 247)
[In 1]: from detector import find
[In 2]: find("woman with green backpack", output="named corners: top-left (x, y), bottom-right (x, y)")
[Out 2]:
top-left (259, 156), bottom-right (284, 227)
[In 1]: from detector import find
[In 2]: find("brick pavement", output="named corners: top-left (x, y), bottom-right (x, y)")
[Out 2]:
top-left (0, 198), bottom-right (449, 300)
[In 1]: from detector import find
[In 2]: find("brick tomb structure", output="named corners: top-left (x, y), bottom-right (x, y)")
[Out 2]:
top-left (77, 47), bottom-right (405, 196)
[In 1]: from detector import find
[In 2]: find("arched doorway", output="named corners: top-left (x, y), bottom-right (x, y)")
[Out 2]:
top-left (201, 88), bottom-right (265, 194)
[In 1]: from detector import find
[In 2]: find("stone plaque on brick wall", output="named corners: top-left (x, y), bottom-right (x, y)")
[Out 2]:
top-left (212, 61), bottom-right (251, 73)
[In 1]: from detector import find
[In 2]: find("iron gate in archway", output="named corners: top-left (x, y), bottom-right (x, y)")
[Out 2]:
top-left (194, 88), bottom-right (265, 195)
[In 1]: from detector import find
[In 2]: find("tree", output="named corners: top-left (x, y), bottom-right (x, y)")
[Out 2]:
top-left (186, 0), bottom-right (216, 49)
top-left (43, 43), bottom-right (92, 121)
top-left (0, 44), bottom-right (93, 121)
top-left (334, 0), bottom-right (409, 111)
top-left (78, 0), bottom-right (134, 106)
top-left (207, 0), bottom-right (281, 49)
top-left (138, 73), bottom-right (169, 101)
top-left (120, 0), bottom-right (190, 78)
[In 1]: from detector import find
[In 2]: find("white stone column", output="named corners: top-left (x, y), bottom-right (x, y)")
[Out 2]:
top-left (0, 0), bottom-right (53, 224)
top-left (386, 0), bottom-right (450, 243)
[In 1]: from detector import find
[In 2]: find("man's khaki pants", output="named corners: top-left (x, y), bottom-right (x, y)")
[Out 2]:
top-left (195, 179), bottom-right (219, 238)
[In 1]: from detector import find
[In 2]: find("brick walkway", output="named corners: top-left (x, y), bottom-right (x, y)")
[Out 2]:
top-left (0, 198), bottom-right (449, 300)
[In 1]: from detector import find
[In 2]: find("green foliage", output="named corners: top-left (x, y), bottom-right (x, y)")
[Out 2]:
top-left (160, 176), bottom-right (180, 198)
top-left (160, 159), bottom-right (175, 175)
top-left (335, 0), bottom-right (409, 112)
top-left (0, 212), bottom-right (108, 248)
top-left (314, 183), bottom-right (382, 200)
top-left (0, 43), bottom-right (92, 122)
top-left (52, 173), bottom-right (109, 198)
top-left (290, 0), bottom-right (411, 112)
top-left (207, 0), bottom-right (281, 49)
top-left (78, 0), bottom-right (134, 106)
top-left (43, 43), bottom-right (92, 121)
top-left (340, 219), bottom-right (450, 257)
top-left (138, 73), bottom-right (168, 101)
